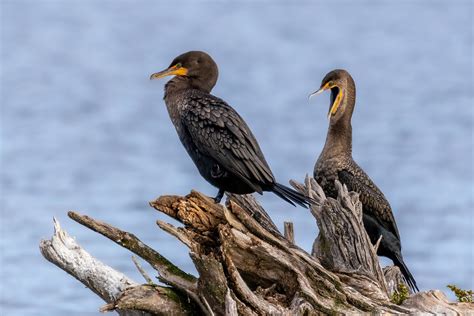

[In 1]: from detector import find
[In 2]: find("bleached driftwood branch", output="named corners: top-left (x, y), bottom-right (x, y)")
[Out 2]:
top-left (39, 219), bottom-right (195, 315)
top-left (40, 177), bottom-right (474, 315)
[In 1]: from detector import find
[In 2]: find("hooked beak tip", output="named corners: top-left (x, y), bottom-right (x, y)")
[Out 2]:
top-left (308, 88), bottom-right (324, 100)
top-left (150, 72), bottom-right (165, 80)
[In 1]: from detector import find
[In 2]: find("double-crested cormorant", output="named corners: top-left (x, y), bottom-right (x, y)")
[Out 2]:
top-left (310, 69), bottom-right (419, 292)
top-left (150, 51), bottom-right (310, 207)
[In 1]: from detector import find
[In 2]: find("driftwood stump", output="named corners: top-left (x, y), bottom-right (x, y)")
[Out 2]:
top-left (40, 177), bottom-right (473, 315)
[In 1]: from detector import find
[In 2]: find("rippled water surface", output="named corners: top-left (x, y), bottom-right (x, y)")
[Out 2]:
top-left (1, 1), bottom-right (473, 315)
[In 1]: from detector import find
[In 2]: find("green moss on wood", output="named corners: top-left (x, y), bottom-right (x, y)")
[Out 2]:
top-left (390, 283), bottom-right (409, 305)
top-left (447, 284), bottom-right (474, 303)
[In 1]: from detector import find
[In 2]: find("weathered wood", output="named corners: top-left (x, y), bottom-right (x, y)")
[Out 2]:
top-left (226, 193), bottom-right (280, 236)
top-left (39, 218), bottom-right (194, 315)
top-left (294, 177), bottom-right (389, 301)
top-left (67, 212), bottom-right (199, 294)
top-left (39, 218), bottom-right (136, 305)
top-left (402, 290), bottom-right (474, 315)
top-left (40, 178), bottom-right (474, 315)
top-left (131, 256), bottom-right (154, 285)
top-left (284, 221), bottom-right (295, 244)
top-left (384, 265), bottom-right (406, 297)
top-left (99, 285), bottom-right (194, 316)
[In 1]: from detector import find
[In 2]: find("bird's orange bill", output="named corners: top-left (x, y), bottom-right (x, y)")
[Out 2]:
top-left (150, 64), bottom-right (188, 80)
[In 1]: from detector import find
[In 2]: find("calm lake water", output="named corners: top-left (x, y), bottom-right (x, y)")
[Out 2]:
top-left (1, 1), bottom-right (473, 315)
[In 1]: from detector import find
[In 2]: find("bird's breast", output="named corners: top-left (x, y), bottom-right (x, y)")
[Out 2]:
top-left (314, 157), bottom-right (345, 197)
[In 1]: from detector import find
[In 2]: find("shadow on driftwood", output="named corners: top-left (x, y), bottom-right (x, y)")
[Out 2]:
top-left (40, 177), bottom-right (472, 315)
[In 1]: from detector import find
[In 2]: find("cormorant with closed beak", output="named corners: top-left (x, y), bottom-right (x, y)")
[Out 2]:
top-left (150, 51), bottom-right (310, 207)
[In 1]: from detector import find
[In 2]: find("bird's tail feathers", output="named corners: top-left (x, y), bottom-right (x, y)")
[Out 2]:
top-left (272, 183), bottom-right (311, 208)
top-left (393, 254), bottom-right (419, 293)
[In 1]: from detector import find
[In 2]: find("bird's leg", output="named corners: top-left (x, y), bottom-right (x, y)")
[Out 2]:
top-left (214, 189), bottom-right (225, 203)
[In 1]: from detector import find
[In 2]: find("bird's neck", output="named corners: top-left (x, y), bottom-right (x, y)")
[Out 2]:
top-left (164, 76), bottom-right (192, 100)
top-left (322, 89), bottom-right (355, 158)
top-left (164, 76), bottom-right (215, 100)
top-left (323, 121), bottom-right (353, 158)
top-left (162, 77), bottom-right (192, 129)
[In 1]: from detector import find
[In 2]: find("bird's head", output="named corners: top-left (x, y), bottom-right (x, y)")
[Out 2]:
top-left (150, 51), bottom-right (218, 93)
top-left (310, 69), bottom-right (355, 122)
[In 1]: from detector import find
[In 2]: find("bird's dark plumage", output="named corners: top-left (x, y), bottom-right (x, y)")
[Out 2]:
top-left (312, 69), bottom-right (418, 292)
top-left (151, 51), bottom-right (310, 208)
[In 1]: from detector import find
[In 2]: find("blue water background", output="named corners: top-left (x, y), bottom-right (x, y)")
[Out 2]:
top-left (1, 1), bottom-right (473, 315)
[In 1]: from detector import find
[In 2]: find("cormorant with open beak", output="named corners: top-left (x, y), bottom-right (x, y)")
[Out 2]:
top-left (310, 69), bottom-right (419, 292)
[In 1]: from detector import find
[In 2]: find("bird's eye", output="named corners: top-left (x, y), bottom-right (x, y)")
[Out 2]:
top-left (175, 63), bottom-right (182, 68)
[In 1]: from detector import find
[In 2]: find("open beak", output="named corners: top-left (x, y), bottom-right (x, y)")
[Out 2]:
top-left (308, 88), bottom-right (325, 99)
top-left (308, 82), bottom-right (343, 119)
top-left (327, 90), bottom-right (343, 119)
top-left (150, 64), bottom-right (188, 80)
top-left (308, 82), bottom-right (331, 100)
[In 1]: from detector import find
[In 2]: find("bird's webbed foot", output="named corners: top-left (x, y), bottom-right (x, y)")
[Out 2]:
top-left (214, 189), bottom-right (225, 203)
